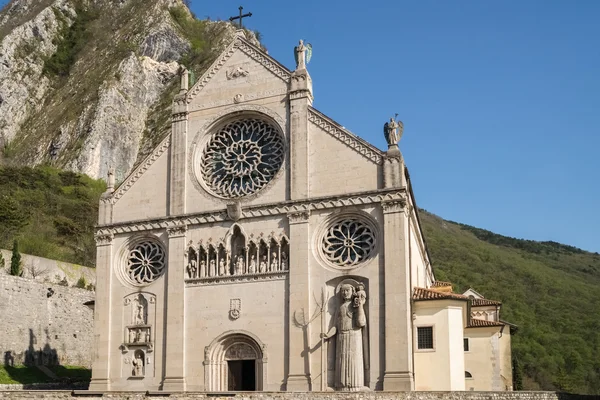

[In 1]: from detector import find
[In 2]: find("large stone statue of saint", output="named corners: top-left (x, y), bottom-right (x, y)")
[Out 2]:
top-left (323, 283), bottom-right (368, 391)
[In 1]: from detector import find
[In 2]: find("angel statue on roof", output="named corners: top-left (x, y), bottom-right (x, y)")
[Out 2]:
top-left (383, 113), bottom-right (404, 151)
top-left (294, 39), bottom-right (312, 70)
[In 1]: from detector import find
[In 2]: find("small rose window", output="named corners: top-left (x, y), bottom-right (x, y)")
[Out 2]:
top-left (126, 241), bottom-right (166, 285)
top-left (321, 217), bottom-right (376, 268)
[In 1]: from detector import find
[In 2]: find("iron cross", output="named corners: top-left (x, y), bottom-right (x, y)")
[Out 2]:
top-left (229, 6), bottom-right (252, 29)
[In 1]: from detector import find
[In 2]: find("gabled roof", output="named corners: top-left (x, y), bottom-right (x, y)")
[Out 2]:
top-left (471, 298), bottom-right (502, 307)
top-left (413, 287), bottom-right (469, 302)
top-left (186, 30), bottom-right (292, 103)
top-left (467, 319), bottom-right (505, 328)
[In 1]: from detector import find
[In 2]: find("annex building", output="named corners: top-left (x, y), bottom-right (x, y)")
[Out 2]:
top-left (89, 30), bottom-right (513, 392)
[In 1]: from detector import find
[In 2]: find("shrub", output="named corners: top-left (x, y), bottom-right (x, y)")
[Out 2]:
top-left (10, 239), bottom-right (22, 276)
top-left (75, 275), bottom-right (87, 288)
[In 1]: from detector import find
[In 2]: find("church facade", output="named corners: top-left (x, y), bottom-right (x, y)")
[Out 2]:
top-left (89, 30), bottom-right (513, 392)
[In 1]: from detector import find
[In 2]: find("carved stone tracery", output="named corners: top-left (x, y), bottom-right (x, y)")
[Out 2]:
top-left (322, 218), bottom-right (376, 268)
top-left (126, 241), bottom-right (166, 285)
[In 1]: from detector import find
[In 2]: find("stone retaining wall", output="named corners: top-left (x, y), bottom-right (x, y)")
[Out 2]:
top-left (0, 274), bottom-right (94, 367)
top-left (0, 392), bottom-right (597, 400)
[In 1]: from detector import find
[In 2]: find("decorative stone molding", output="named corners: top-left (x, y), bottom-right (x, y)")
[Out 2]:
top-left (381, 199), bottom-right (408, 214)
top-left (287, 211), bottom-right (310, 224)
top-left (186, 271), bottom-right (288, 287)
top-left (308, 108), bottom-right (383, 165)
top-left (172, 112), bottom-right (188, 123)
top-left (94, 231), bottom-right (114, 245)
top-left (98, 189), bottom-right (407, 234)
top-left (187, 36), bottom-right (290, 103)
top-left (111, 135), bottom-right (171, 203)
top-left (167, 224), bottom-right (187, 238)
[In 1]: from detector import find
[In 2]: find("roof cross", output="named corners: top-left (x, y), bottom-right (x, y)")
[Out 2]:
top-left (229, 6), bottom-right (252, 29)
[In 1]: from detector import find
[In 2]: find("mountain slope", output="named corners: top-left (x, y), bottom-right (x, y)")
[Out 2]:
top-left (419, 210), bottom-right (600, 393)
top-left (0, 0), bottom-right (259, 182)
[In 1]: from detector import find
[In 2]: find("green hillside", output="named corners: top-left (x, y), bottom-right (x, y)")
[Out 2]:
top-left (419, 210), bottom-right (600, 394)
top-left (1, 165), bottom-right (599, 393)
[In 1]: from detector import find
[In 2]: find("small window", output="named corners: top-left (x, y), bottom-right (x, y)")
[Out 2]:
top-left (464, 338), bottom-right (470, 351)
top-left (417, 326), bottom-right (434, 349)
top-left (465, 371), bottom-right (473, 378)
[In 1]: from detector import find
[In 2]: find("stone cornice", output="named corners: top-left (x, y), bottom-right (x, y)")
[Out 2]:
top-left (187, 36), bottom-right (291, 104)
top-left (308, 107), bottom-right (384, 165)
top-left (167, 224), bottom-right (187, 238)
top-left (97, 189), bottom-right (407, 235)
top-left (109, 135), bottom-right (171, 204)
top-left (381, 199), bottom-right (408, 214)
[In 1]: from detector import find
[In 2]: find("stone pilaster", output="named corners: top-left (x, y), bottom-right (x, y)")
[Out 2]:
top-left (170, 95), bottom-right (188, 216)
top-left (285, 211), bottom-right (312, 391)
top-left (383, 154), bottom-right (406, 189)
top-left (381, 199), bottom-right (414, 390)
top-left (98, 197), bottom-right (112, 225)
top-left (88, 231), bottom-right (114, 391)
top-left (289, 69), bottom-right (313, 200)
top-left (162, 224), bottom-right (188, 391)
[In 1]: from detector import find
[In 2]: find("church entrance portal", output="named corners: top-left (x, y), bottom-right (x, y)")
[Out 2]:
top-left (227, 360), bottom-right (256, 391)
top-left (204, 331), bottom-right (267, 391)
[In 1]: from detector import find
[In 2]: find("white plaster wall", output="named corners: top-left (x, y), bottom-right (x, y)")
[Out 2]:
top-left (499, 329), bottom-right (513, 390)
top-left (464, 327), bottom-right (500, 391)
top-left (112, 149), bottom-right (170, 224)
top-left (413, 300), bottom-right (466, 391)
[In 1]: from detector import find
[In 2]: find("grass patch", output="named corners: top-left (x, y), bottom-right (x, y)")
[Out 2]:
top-left (0, 365), bottom-right (51, 384)
top-left (48, 365), bottom-right (91, 380)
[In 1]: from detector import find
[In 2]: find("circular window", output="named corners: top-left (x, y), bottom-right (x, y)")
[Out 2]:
top-left (200, 117), bottom-right (285, 199)
top-left (126, 241), bottom-right (166, 285)
top-left (320, 216), bottom-right (377, 268)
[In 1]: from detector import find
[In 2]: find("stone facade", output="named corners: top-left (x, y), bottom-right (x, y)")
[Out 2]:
top-left (0, 274), bottom-right (94, 367)
top-left (89, 30), bottom-right (511, 392)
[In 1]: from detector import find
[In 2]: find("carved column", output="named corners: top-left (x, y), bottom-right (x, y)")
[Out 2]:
top-left (285, 211), bottom-right (312, 391)
top-left (381, 199), bottom-right (414, 390)
top-left (162, 224), bottom-right (188, 391)
top-left (170, 94), bottom-right (188, 216)
top-left (289, 69), bottom-right (313, 200)
top-left (89, 231), bottom-right (114, 391)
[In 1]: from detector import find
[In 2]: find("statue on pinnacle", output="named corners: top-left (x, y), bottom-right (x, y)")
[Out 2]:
top-left (294, 40), bottom-right (312, 70)
top-left (383, 114), bottom-right (403, 153)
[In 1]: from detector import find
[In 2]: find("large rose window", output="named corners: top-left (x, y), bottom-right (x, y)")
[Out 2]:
top-left (126, 241), bottom-right (166, 285)
top-left (321, 217), bottom-right (376, 268)
top-left (200, 118), bottom-right (285, 198)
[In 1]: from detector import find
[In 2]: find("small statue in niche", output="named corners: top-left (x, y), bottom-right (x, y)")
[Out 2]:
top-left (281, 252), bottom-right (288, 270)
top-left (134, 302), bottom-right (145, 325)
top-left (218, 258), bottom-right (226, 276)
top-left (270, 252), bottom-right (279, 272)
top-left (142, 329), bottom-right (150, 343)
top-left (259, 255), bottom-right (267, 273)
top-left (200, 260), bottom-right (207, 277)
top-left (355, 283), bottom-right (367, 307)
top-left (209, 259), bottom-right (216, 277)
top-left (129, 329), bottom-right (136, 344)
top-left (235, 254), bottom-right (245, 275)
top-left (248, 255), bottom-right (257, 274)
top-left (132, 352), bottom-right (144, 377)
top-left (187, 258), bottom-right (197, 279)
top-left (135, 329), bottom-right (142, 343)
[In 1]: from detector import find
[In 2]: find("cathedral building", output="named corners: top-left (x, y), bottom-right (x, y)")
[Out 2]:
top-left (89, 30), bottom-right (513, 392)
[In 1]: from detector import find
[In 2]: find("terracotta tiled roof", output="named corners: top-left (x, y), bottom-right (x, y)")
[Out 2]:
top-left (413, 287), bottom-right (469, 302)
top-left (432, 281), bottom-right (453, 288)
top-left (471, 298), bottom-right (502, 306)
top-left (468, 318), bottom-right (505, 328)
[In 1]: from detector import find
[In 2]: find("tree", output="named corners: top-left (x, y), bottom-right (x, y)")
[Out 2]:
top-left (10, 239), bottom-right (22, 276)
top-left (26, 261), bottom-right (49, 279)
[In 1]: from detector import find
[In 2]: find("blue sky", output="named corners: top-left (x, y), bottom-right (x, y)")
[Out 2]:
top-left (2, 0), bottom-right (599, 252)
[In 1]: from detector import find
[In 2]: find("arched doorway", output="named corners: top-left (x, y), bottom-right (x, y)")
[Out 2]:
top-left (203, 331), bottom-right (267, 391)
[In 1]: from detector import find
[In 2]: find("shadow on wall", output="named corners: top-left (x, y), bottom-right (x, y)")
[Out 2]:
top-left (2, 328), bottom-right (59, 383)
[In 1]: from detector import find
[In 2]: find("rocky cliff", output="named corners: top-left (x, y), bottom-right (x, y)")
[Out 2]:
top-left (0, 0), bottom-right (258, 182)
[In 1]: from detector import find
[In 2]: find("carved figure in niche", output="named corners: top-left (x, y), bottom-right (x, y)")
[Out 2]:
top-left (132, 351), bottom-right (144, 377)
top-left (135, 329), bottom-right (142, 343)
top-left (143, 329), bottom-right (150, 343)
top-left (355, 283), bottom-right (367, 306)
top-left (129, 329), bottom-right (136, 344)
top-left (322, 283), bottom-right (368, 391)
top-left (209, 259), bottom-right (216, 277)
top-left (200, 260), bottom-right (206, 278)
top-left (281, 252), bottom-right (288, 270)
top-left (235, 254), bottom-right (245, 275)
top-left (187, 258), bottom-right (197, 279)
top-left (133, 294), bottom-right (147, 325)
top-left (219, 258), bottom-right (226, 276)
top-left (248, 255), bottom-right (256, 274)
top-left (259, 255), bottom-right (267, 273)
top-left (270, 252), bottom-right (278, 272)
